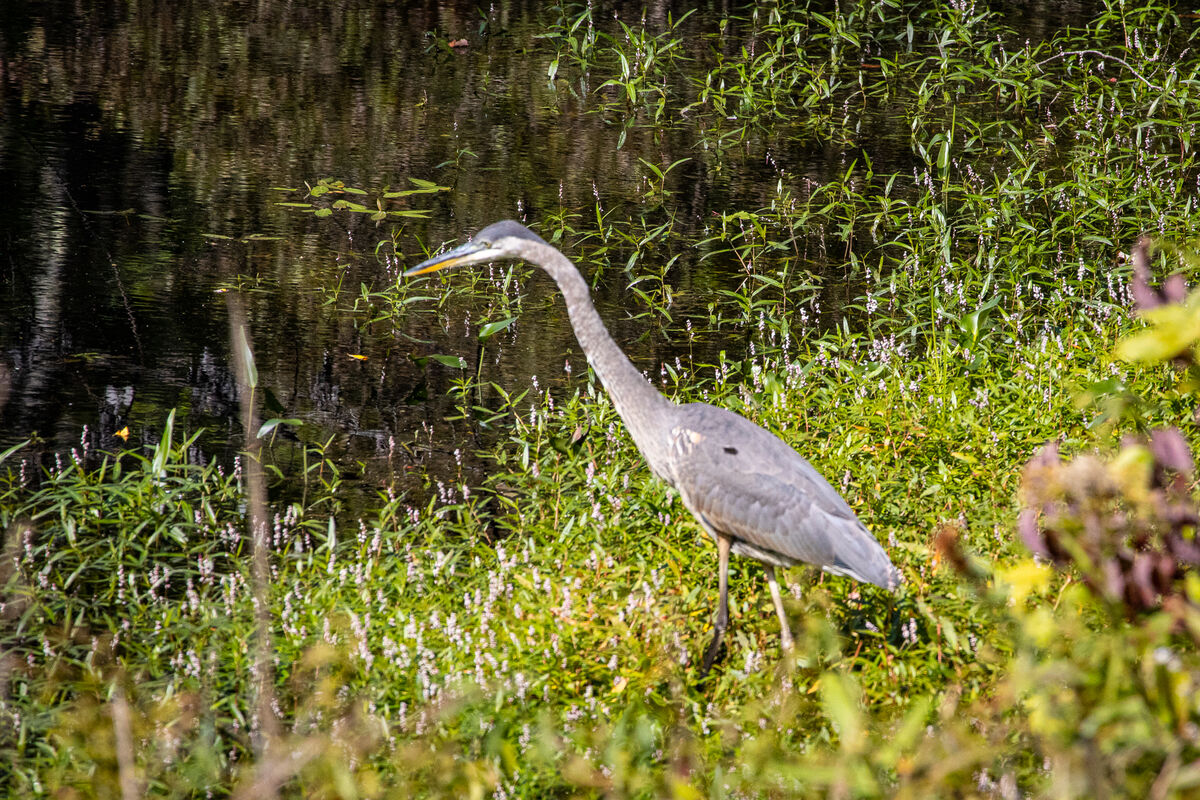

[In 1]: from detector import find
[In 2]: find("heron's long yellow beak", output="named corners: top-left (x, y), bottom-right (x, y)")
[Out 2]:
top-left (404, 241), bottom-right (489, 276)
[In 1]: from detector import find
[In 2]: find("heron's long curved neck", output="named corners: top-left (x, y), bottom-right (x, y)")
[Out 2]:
top-left (534, 243), bottom-right (675, 452)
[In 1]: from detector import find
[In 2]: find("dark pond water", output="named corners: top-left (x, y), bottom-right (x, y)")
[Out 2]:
top-left (0, 0), bottom-right (1096, 496)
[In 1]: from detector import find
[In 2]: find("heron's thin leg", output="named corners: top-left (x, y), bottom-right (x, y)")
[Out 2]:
top-left (764, 565), bottom-right (795, 652)
top-left (700, 534), bottom-right (732, 675)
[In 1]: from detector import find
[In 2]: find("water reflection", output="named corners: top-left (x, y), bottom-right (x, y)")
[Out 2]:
top-left (0, 0), bottom-right (1096, 495)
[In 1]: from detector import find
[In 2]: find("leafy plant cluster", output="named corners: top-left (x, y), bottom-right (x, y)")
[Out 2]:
top-left (5, 0), bottom-right (1200, 797)
top-left (1, 276), bottom-right (1197, 796)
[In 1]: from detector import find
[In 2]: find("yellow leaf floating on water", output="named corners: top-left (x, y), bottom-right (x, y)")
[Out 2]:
top-left (114, 426), bottom-right (130, 441)
top-left (348, 354), bottom-right (368, 361)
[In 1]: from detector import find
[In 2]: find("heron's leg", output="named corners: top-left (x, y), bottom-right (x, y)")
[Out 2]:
top-left (700, 534), bottom-right (732, 675)
top-left (764, 565), bottom-right (795, 652)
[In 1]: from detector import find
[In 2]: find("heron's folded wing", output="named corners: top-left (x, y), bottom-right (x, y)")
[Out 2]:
top-left (669, 404), bottom-right (898, 587)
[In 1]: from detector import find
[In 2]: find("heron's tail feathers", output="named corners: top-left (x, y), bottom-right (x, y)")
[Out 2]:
top-left (827, 533), bottom-right (903, 591)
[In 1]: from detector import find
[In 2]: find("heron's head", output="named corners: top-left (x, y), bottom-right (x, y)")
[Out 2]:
top-left (405, 220), bottom-right (548, 276)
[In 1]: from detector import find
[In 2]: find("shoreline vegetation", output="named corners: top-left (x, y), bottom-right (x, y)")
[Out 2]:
top-left (5, 1), bottom-right (1200, 796)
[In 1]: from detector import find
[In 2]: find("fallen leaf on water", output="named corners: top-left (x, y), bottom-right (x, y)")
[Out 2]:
top-left (348, 354), bottom-right (368, 361)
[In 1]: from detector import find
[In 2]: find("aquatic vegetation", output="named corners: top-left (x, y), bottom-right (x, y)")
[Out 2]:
top-left (5, 0), bottom-right (1200, 796)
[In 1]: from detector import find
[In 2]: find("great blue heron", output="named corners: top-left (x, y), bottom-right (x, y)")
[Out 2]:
top-left (407, 220), bottom-right (901, 674)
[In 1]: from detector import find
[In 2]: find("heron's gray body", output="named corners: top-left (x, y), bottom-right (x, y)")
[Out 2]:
top-left (664, 403), bottom-right (898, 588)
top-left (408, 220), bottom-right (900, 672)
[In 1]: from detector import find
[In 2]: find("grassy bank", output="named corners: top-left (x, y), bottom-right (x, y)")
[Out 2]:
top-left (2, 287), bottom-right (1192, 796)
top-left (5, 0), bottom-right (1200, 796)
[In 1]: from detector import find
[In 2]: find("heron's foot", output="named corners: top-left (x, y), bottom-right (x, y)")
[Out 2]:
top-left (699, 626), bottom-right (726, 677)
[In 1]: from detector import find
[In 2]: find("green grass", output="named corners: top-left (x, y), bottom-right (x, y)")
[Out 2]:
top-left (6, 0), bottom-right (1200, 796)
top-left (1, 306), bottom-right (1192, 796)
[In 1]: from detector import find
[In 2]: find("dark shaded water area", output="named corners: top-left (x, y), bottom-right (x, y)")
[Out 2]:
top-left (0, 0), bottom-right (1100, 501)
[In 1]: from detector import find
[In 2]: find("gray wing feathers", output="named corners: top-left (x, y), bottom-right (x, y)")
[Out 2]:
top-left (670, 404), bottom-right (900, 590)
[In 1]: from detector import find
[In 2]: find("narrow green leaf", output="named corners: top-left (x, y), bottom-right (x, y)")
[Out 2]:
top-left (0, 439), bottom-right (31, 464)
top-left (478, 317), bottom-right (517, 341)
top-left (257, 418), bottom-right (303, 439)
top-left (237, 325), bottom-right (258, 389)
top-left (430, 354), bottom-right (468, 369)
top-left (821, 671), bottom-right (864, 752)
top-left (151, 409), bottom-right (176, 480)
